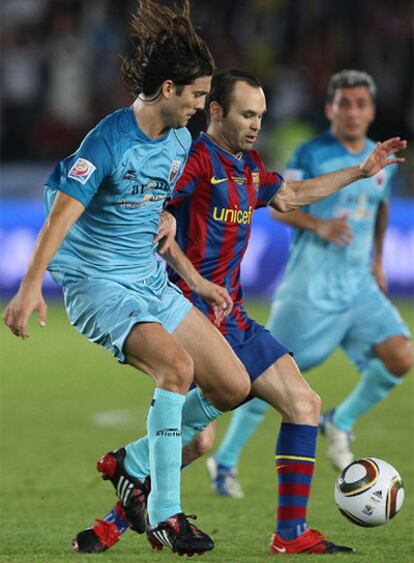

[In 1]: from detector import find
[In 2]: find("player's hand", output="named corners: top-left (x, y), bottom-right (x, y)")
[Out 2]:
top-left (315, 216), bottom-right (353, 246)
top-left (2, 286), bottom-right (47, 339)
top-left (359, 137), bottom-right (407, 177)
top-left (372, 258), bottom-right (388, 294)
top-left (153, 210), bottom-right (176, 254)
top-left (192, 279), bottom-right (233, 327)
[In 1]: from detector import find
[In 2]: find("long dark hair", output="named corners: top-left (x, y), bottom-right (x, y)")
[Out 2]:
top-left (121, 0), bottom-right (214, 98)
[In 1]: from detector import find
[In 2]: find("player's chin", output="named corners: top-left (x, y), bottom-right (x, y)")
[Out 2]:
top-left (180, 114), bottom-right (196, 127)
top-left (344, 126), bottom-right (363, 140)
top-left (243, 137), bottom-right (257, 149)
top-left (174, 116), bottom-right (190, 128)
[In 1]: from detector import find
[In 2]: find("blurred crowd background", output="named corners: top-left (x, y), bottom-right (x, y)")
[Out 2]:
top-left (1, 0), bottom-right (413, 195)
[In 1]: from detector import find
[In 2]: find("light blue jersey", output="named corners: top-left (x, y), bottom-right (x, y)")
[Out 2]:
top-left (277, 130), bottom-right (394, 311)
top-left (45, 107), bottom-right (191, 284)
top-left (268, 130), bottom-right (408, 372)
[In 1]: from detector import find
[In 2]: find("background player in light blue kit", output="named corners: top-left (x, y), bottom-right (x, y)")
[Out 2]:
top-left (2, 1), bottom-right (256, 556)
top-left (207, 70), bottom-right (413, 490)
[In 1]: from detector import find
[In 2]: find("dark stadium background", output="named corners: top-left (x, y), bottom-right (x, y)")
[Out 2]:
top-left (1, 0), bottom-right (413, 298)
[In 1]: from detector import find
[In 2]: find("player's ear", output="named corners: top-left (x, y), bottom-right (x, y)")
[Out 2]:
top-left (209, 101), bottom-right (224, 122)
top-left (161, 80), bottom-right (175, 99)
top-left (325, 103), bottom-right (333, 121)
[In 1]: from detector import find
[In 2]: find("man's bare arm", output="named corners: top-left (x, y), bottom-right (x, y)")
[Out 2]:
top-left (3, 193), bottom-right (85, 338)
top-left (372, 201), bottom-right (389, 292)
top-left (270, 209), bottom-right (353, 246)
top-left (271, 138), bottom-right (406, 212)
top-left (161, 240), bottom-right (233, 326)
top-left (373, 201), bottom-right (388, 260)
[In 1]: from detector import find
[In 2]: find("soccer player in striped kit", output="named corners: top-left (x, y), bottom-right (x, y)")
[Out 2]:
top-left (76, 69), bottom-right (406, 555)
top-left (207, 70), bottom-right (413, 480)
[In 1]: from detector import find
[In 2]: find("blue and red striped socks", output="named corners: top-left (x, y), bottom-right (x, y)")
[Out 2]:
top-left (103, 502), bottom-right (130, 534)
top-left (275, 422), bottom-right (318, 541)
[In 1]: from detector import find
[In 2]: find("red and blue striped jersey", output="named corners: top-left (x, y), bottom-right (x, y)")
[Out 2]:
top-left (167, 133), bottom-right (284, 336)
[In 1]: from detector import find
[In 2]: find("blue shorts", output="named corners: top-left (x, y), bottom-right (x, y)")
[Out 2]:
top-left (224, 319), bottom-right (289, 382)
top-left (62, 268), bottom-right (192, 363)
top-left (267, 278), bottom-right (410, 372)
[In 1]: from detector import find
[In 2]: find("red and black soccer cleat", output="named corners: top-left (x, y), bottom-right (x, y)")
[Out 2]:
top-left (146, 513), bottom-right (214, 556)
top-left (97, 447), bottom-right (150, 533)
top-left (270, 529), bottom-right (354, 555)
top-left (72, 518), bottom-right (121, 553)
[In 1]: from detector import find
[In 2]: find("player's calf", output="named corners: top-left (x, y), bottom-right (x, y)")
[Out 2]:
top-left (182, 423), bottom-right (216, 467)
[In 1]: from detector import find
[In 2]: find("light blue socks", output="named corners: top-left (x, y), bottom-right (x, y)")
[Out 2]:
top-left (143, 388), bottom-right (185, 526)
top-left (180, 386), bottom-right (222, 445)
top-left (333, 359), bottom-right (402, 432)
top-left (124, 387), bottom-right (222, 524)
top-left (214, 397), bottom-right (269, 468)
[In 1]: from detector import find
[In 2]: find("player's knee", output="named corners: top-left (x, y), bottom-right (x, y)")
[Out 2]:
top-left (288, 389), bottom-right (321, 425)
top-left (382, 342), bottom-right (414, 377)
top-left (196, 430), bottom-right (215, 456)
top-left (159, 352), bottom-right (194, 393)
top-left (211, 378), bottom-right (251, 412)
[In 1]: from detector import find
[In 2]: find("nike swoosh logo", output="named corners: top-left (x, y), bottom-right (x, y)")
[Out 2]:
top-left (210, 176), bottom-right (228, 185)
top-left (273, 546), bottom-right (286, 553)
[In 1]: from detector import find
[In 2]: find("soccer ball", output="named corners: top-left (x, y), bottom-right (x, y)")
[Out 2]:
top-left (334, 457), bottom-right (404, 527)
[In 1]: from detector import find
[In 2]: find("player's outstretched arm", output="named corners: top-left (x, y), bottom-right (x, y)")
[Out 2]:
top-left (372, 201), bottom-right (389, 293)
top-left (270, 208), bottom-right (353, 246)
top-left (271, 137), bottom-right (406, 212)
top-left (161, 240), bottom-right (233, 326)
top-left (3, 193), bottom-right (85, 339)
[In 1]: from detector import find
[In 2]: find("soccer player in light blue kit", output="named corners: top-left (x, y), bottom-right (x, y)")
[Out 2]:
top-left (207, 70), bottom-right (413, 488)
top-left (2, 1), bottom-right (253, 556)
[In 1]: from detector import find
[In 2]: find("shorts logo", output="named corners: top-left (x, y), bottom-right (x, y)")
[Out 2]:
top-left (169, 160), bottom-right (182, 182)
top-left (68, 158), bottom-right (96, 185)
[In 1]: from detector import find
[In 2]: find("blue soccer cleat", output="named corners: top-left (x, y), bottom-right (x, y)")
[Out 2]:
top-left (206, 456), bottom-right (244, 498)
top-left (319, 409), bottom-right (354, 471)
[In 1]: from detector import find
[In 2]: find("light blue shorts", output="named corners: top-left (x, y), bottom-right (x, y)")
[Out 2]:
top-left (62, 269), bottom-right (192, 363)
top-left (267, 278), bottom-right (410, 372)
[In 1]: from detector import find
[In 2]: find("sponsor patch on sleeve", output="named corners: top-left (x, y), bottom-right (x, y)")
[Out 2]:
top-left (283, 168), bottom-right (304, 182)
top-left (68, 158), bottom-right (96, 185)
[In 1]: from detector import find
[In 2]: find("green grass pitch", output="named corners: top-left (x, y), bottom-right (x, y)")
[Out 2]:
top-left (0, 299), bottom-right (413, 562)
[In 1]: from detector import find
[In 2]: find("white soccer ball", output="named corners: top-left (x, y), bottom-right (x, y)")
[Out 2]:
top-left (334, 457), bottom-right (404, 527)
